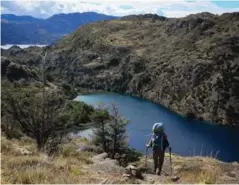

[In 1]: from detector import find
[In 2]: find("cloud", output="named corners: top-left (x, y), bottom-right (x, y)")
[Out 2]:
top-left (1, 0), bottom-right (239, 18)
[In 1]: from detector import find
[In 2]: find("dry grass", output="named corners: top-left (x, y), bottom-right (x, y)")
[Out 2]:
top-left (166, 154), bottom-right (238, 184)
top-left (135, 152), bottom-right (239, 184)
top-left (177, 160), bottom-right (221, 184)
top-left (1, 135), bottom-right (125, 184)
top-left (2, 136), bottom-right (238, 184)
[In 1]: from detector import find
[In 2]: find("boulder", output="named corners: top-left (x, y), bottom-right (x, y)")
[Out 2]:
top-left (171, 176), bottom-right (180, 182)
top-left (104, 158), bottom-right (119, 166)
top-left (124, 164), bottom-right (143, 179)
top-left (15, 147), bottom-right (32, 155)
top-left (92, 152), bottom-right (108, 163)
top-left (227, 171), bottom-right (237, 178)
top-left (77, 145), bottom-right (103, 153)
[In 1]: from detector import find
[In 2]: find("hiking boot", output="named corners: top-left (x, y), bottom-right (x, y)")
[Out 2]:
top-left (157, 170), bottom-right (161, 176)
top-left (153, 169), bottom-right (157, 174)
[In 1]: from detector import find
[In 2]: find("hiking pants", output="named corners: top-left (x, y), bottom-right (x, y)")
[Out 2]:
top-left (153, 150), bottom-right (165, 175)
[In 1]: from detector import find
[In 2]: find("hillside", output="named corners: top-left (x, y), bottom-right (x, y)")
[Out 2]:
top-left (1, 12), bottom-right (118, 44)
top-left (45, 12), bottom-right (239, 126)
top-left (1, 12), bottom-right (239, 126)
top-left (1, 12), bottom-right (239, 184)
top-left (2, 135), bottom-right (239, 184)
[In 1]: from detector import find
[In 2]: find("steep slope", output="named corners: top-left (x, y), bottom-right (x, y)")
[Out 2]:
top-left (46, 12), bottom-right (239, 126)
top-left (1, 12), bottom-right (118, 44)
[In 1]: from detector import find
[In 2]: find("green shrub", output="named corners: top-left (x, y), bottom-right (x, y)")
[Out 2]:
top-left (119, 147), bottom-right (143, 167)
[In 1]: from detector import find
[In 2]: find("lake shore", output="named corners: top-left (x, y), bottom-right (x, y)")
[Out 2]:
top-left (74, 93), bottom-right (239, 162)
top-left (75, 90), bottom-right (237, 127)
top-left (1, 44), bottom-right (47, 50)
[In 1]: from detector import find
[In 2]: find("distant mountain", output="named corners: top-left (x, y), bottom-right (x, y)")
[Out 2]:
top-left (1, 14), bottom-right (42, 22)
top-left (1, 12), bottom-right (118, 44)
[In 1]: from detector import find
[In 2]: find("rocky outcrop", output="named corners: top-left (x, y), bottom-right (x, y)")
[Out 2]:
top-left (1, 56), bottom-right (39, 82)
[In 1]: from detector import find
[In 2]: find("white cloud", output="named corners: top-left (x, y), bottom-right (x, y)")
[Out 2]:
top-left (1, 0), bottom-right (239, 18)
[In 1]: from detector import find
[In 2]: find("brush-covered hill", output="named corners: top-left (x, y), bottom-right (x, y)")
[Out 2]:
top-left (1, 12), bottom-right (239, 126)
top-left (43, 12), bottom-right (239, 126)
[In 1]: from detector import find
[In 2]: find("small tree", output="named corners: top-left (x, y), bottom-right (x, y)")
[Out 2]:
top-left (2, 51), bottom-right (75, 153)
top-left (91, 104), bottom-right (111, 152)
top-left (109, 104), bottom-right (129, 158)
top-left (91, 104), bottom-right (129, 155)
top-left (3, 88), bottom-right (71, 151)
top-left (90, 103), bottom-right (142, 165)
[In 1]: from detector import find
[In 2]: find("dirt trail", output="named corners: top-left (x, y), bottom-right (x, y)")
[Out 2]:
top-left (88, 152), bottom-right (239, 184)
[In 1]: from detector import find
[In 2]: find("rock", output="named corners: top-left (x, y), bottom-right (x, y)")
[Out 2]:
top-left (171, 176), bottom-right (180, 182)
top-left (15, 147), bottom-right (32, 155)
top-left (174, 165), bottom-right (183, 172)
top-left (131, 169), bottom-right (137, 176)
top-left (232, 162), bottom-right (239, 166)
top-left (90, 156), bottom-right (124, 176)
top-left (123, 174), bottom-right (131, 178)
top-left (126, 164), bottom-right (137, 170)
top-left (77, 145), bottom-right (103, 153)
top-left (100, 178), bottom-right (109, 184)
top-left (125, 164), bottom-right (142, 179)
top-left (104, 158), bottom-right (119, 166)
top-left (114, 152), bottom-right (121, 159)
top-left (92, 152), bottom-right (108, 162)
top-left (228, 171), bottom-right (237, 178)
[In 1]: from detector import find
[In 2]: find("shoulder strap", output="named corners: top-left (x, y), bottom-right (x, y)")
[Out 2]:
top-left (164, 132), bottom-right (168, 139)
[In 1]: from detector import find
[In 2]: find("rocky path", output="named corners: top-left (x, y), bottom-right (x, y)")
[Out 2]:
top-left (85, 152), bottom-right (179, 184)
top-left (86, 152), bottom-right (239, 184)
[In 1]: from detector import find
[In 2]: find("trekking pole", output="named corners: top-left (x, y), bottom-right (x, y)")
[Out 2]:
top-left (145, 146), bottom-right (148, 169)
top-left (169, 147), bottom-right (172, 176)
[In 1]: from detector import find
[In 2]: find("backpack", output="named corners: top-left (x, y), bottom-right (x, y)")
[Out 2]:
top-left (152, 122), bottom-right (164, 133)
top-left (152, 133), bottom-right (164, 151)
top-left (151, 122), bottom-right (169, 151)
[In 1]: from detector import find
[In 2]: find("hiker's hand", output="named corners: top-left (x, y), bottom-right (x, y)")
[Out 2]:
top-left (146, 144), bottom-right (149, 148)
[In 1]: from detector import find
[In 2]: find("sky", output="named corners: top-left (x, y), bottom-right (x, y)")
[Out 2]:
top-left (1, 0), bottom-right (239, 18)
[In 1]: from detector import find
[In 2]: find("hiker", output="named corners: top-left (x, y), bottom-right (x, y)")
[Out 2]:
top-left (146, 122), bottom-right (170, 175)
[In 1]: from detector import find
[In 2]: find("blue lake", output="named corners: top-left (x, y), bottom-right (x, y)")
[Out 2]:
top-left (75, 93), bottom-right (239, 162)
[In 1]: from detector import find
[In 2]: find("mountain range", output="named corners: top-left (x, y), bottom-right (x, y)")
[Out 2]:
top-left (1, 12), bottom-right (118, 44)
